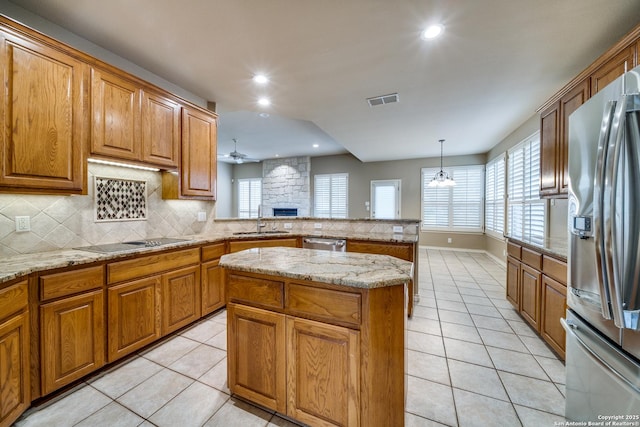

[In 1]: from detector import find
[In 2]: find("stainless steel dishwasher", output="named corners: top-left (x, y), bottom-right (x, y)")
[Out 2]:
top-left (302, 237), bottom-right (346, 252)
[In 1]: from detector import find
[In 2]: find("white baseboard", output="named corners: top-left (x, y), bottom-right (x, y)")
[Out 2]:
top-left (417, 245), bottom-right (505, 266)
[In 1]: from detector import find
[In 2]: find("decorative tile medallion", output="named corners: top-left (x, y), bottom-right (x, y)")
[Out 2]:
top-left (95, 176), bottom-right (147, 222)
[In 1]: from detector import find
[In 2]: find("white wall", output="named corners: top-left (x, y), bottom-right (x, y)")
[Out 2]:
top-left (0, 1), bottom-right (206, 107)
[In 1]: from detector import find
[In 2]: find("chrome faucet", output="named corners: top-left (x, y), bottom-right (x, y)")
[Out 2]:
top-left (257, 204), bottom-right (266, 232)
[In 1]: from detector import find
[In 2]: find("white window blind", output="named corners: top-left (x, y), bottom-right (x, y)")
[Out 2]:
top-left (371, 179), bottom-right (400, 219)
top-left (507, 132), bottom-right (546, 245)
top-left (421, 165), bottom-right (484, 232)
top-left (314, 173), bottom-right (348, 218)
top-left (238, 178), bottom-right (262, 218)
top-left (485, 154), bottom-right (505, 238)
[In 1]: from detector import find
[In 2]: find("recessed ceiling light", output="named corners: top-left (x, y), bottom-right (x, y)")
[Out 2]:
top-left (253, 74), bottom-right (268, 84)
top-left (258, 97), bottom-right (271, 106)
top-left (312, 144), bottom-right (319, 148)
top-left (421, 24), bottom-right (444, 40)
top-left (259, 112), bottom-right (270, 118)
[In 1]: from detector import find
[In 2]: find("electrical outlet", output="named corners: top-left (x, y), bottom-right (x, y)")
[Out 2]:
top-left (393, 226), bottom-right (403, 233)
top-left (197, 211), bottom-right (207, 222)
top-left (314, 223), bottom-right (322, 229)
top-left (447, 237), bottom-right (452, 244)
top-left (15, 216), bottom-right (30, 232)
top-left (284, 223), bottom-right (292, 229)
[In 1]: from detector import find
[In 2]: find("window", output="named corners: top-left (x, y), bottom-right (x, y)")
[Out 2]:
top-left (238, 178), bottom-right (261, 218)
top-left (314, 173), bottom-right (348, 218)
top-left (485, 154), bottom-right (505, 238)
top-left (371, 179), bottom-right (400, 219)
top-left (421, 165), bottom-right (484, 232)
top-left (507, 132), bottom-right (546, 245)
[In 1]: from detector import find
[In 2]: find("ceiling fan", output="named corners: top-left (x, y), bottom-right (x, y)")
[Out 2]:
top-left (218, 138), bottom-right (260, 164)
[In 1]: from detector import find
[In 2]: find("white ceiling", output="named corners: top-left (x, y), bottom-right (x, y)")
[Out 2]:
top-left (8, 0), bottom-right (640, 162)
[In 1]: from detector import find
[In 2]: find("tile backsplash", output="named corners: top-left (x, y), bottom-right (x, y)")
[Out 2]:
top-left (0, 164), bottom-right (216, 256)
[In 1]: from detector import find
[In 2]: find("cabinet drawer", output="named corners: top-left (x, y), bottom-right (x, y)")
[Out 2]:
top-left (227, 273), bottom-right (284, 309)
top-left (347, 240), bottom-right (413, 261)
top-left (202, 242), bottom-right (226, 261)
top-left (543, 255), bottom-right (567, 285)
top-left (40, 266), bottom-right (104, 301)
top-left (521, 247), bottom-right (542, 270)
top-left (229, 238), bottom-right (299, 253)
top-left (507, 241), bottom-right (521, 259)
top-left (286, 282), bottom-right (361, 328)
top-left (107, 248), bottom-right (200, 284)
top-left (0, 280), bottom-right (28, 319)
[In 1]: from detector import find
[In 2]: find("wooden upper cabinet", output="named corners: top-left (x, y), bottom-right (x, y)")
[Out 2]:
top-left (164, 106), bottom-right (217, 199)
top-left (539, 80), bottom-right (589, 198)
top-left (0, 30), bottom-right (88, 194)
top-left (91, 68), bottom-right (141, 161)
top-left (539, 102), bottom-right (559, 197)
top-left (92, 70), bottom-right (180, 168)
top-left (590, 45), bottom-right (636, 95)
top-left (141, 90), bottom-right (180, 167)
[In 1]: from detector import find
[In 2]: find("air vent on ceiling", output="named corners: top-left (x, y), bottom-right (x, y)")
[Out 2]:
top-left (366, 93), bottom-right (399, 107)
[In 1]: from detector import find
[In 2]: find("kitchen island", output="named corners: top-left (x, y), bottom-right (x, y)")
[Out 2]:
top-left (220, 247), bottom-right (412, 427)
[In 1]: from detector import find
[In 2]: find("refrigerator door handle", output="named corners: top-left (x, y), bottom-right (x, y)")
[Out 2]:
top-left (562, 318), bottom-right (640, 394)
top-left (605, 95), bottom-right (629, 329)
top-left (593, 100), bottom-right (617, 319)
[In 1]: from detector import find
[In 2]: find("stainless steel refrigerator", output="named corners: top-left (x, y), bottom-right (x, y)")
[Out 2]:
top-left (566, 64), bottom-right (640, 421)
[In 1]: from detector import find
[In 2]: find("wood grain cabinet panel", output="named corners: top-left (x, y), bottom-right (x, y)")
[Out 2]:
top-left (506, 256), bottom-right (520, 309)
top-left (0, 30), bottom-right (88, 193)
top-left (541, 275), bottom-right (567, 359)
top-left (540, 80), bottom-right (588, 198)
top-left (141, 90), bottom-right (180, 167)
top-left (286, 316), bottom-right (359, 427)
top-left (40, 290), bottom-right (105, 395)
top-left (285, 282), bottom-right (361, 328)
top-left (590, 45), bottom-right (636, 95)
top-left (228, 238), bottom-right (299, 253)
top-left (0, 310), bottom-right (29, 427)
top-left (201, 259), bottom-right (224, 316)
top-left (163, 106), bottom-right (217, 199)
top-left (0, 279), bottom-right (29, 427)
top-left (227, 303), bottom-right (286, 413)
top-left (107, 276), bottom-right (161, 362)
top-left (161, 265), bottom-right (201, 335)
top-left (91, 68), bottom-right (141, 161)
top-left (520, 264), bottom-right (542, 332)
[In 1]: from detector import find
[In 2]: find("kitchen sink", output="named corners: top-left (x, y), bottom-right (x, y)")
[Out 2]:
top-left (232, 231), bottom-right (290, 236)
top-left (74, 238), bottom-right (191, 253)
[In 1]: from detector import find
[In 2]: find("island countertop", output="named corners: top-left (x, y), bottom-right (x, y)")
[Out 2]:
top-left (219, 246), bottom-right (413, 289)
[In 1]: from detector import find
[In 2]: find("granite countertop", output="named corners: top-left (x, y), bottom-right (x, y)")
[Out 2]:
top-left (219, 247), bottom-right (413, 289)
top-left (506, 236), bottom-right (567, 261)
top-left (0, 231), bottom-right (418, 285)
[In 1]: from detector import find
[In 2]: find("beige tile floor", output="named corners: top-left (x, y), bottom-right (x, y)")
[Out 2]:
top-left (16, 249), bottom-right (566, 427)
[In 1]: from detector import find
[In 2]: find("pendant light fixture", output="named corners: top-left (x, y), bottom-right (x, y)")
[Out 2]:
top-left (428, 139), bottom-right (456, 187)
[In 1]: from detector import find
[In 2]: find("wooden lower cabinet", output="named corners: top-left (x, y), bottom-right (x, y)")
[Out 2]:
top-left (520, 264), bottom-right (542, 331)
top-left (226, 270), bottom-right (405, 426)
top-left (40, 290), bottom-right (104, 395)
top-left (228, 238), bottom-right (299, 253)
top-left (286, 316), bottom-right (360, 427)
top-left (201, 259), bottom-right (224, 316)
top-left (161, 265), bottom-right (201, 335)
top-left (541, 275), bottom-right (567, 359)
top-left (227, 303), bottom-right (286, 413)
top-left (506, 239), bottom-right (568, 359)
top-left (107, 276), bottom-right (161, 362)
top-left (506, 256), bottom-right (520, 308)
top-left (0, 280), bottom-right (29, 427)
top-left (201, 242), bottom-right (226, 316)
